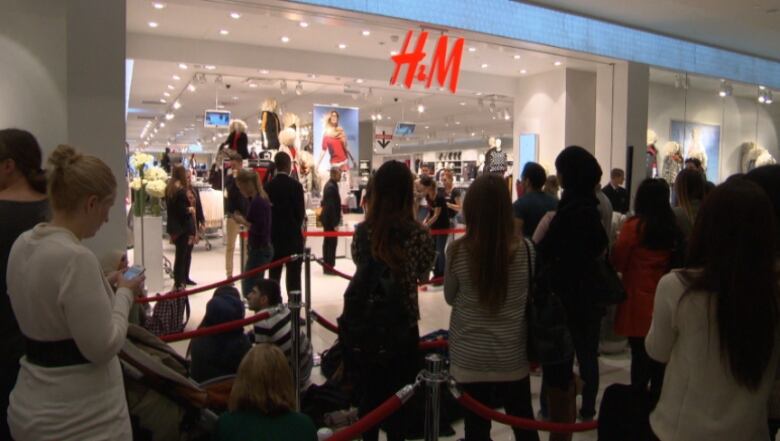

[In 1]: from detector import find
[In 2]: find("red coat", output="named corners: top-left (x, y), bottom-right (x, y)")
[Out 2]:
top-left (612, 217), bottom-right (672, 337)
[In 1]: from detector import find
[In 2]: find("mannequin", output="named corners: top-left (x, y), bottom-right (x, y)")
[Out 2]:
top-left (741, 142), bottom-right (777, 173)
top-left (259, 99), bottom-right (281, 150)
top-left (686, 127), bottom-right (708, 171)
top-left (647, 129), bottom-right (658, 178)
top-left (483, 137), bottom-right (508, 175)
top-left (220, 119), bottom-right (249, 159)
top-left (661, 141), bottom-right (683, 186)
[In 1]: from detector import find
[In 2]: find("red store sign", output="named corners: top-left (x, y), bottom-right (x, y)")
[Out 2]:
top-left (390, 30), bottom-right (465, 94)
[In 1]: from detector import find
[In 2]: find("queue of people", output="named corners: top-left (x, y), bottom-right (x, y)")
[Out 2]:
top-left (2, 127), bottom-right (780, 441)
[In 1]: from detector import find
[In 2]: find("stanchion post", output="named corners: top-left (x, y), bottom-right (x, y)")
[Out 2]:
top-left (424, 353), bottom-right (445, 441)
top-left (304, 247), bottom-right (312, 340)
top-left (239, 231), bottom-right (245, 276)
top-left (289, 290), bottom-right (302, 410)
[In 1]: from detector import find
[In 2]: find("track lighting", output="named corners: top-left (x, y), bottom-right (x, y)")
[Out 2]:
top-left (165, 113), bottom-right (175, 121)
top-left (295, 81), bottom-right (303, 96)
top-left (173, 100), bottom-right (182, 110)
top-left (417, 103), bottom-right (425, 113)
top-left (718, 80), bottom-right (732, 98)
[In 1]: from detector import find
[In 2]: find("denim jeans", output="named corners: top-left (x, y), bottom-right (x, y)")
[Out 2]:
top-left (242, 243), bottom-right (273, 297)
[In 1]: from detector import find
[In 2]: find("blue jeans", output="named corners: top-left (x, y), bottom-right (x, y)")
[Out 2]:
top-left (433, 233), bottom-right (447, 279)
top-left (242, 243), bottom-right (273, 297)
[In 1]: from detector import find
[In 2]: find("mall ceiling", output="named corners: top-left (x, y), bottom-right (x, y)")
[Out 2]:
top-left (525, 0), bottom-right (780, 62)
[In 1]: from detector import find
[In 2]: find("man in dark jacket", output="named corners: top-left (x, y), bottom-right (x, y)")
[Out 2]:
top-left (265, 152), bottom-right (305, 295)
top-left (602, 168), bottom-right (630, 214)
top-left (321, 167), bottom-right (342, 274)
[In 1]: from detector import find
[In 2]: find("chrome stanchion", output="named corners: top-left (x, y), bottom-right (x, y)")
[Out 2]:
top-left (423, 353), bottom-right (446, 441)
top-left (239, 230), bottom-right (245, 277)
top-left (289, 289), bottom-right (303, 410)
top-left (304, 247), bottom-right (312, 341)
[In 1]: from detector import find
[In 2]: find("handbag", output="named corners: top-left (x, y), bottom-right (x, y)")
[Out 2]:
top-left (590, 256), bottom-right (627, 307)
top-left (144, 296), bottom-right (191, 337)
top-left (523, 238), bottom-right (574, 365)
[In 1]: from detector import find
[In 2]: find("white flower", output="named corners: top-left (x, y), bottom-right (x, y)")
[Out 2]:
top-left (130, 152), bottom-right (154, 170)
top-left (130, 177), bottom-right (143, 191)
top-left (144, 166), bottom-right (168, 182)
top-left (146, 180), bottom-right (167, 198)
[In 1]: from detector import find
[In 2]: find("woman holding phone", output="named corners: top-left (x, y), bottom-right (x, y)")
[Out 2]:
top-left (6, 145), bottom-right (145, 440)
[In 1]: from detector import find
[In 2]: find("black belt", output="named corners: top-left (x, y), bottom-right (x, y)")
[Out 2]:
top-left (25, 337), bottom-right (90, 367)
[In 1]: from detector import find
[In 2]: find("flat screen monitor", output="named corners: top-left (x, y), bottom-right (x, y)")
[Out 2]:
top-left (394, 122), bottom-right (416, 136)
top-left (204, 110), bottom-right (231, 128)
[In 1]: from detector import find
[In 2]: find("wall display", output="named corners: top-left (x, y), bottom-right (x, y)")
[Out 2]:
top-left (204, 110), bottom-right (231, 128)
top-left (518, 133), bottom-right (539, 174)
top-left (394, 122), bottom-right (416, 136)
top-left (314, 105), bottom-right (359, 173)
top-left (670, 120), bottom-right (720, 182)
top-left (661, 141), bottom-right (683, 186)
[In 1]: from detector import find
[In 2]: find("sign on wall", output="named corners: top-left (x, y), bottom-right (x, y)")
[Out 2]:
top-left (313, 105), bottom-right (360, 174)
top-left (390, 30), bottom-right (465, 93)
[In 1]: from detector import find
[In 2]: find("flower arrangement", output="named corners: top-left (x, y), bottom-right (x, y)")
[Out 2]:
top-left (130, 152), bottom-right (168, 217)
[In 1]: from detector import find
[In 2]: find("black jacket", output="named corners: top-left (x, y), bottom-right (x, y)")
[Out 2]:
top-left (221, 131), bottom-right (249, 160)
top-left (166, 188), bottom-right (196, 239)
top-left (321, 179), bottom-right (342, 229)
top-left (602, 184), bottom-right (629, 214)
top-left (265, 173), bottom-right (306, 257)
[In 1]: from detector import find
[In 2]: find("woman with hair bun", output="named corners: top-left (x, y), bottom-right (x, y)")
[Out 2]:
top-left (6, 144), bottom-right (145, 440)
top-left (0, 129), bottom-right (50, 440)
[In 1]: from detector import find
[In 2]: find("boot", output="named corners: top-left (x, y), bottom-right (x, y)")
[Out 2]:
top-left (547, 380), bottom-right (576, 441)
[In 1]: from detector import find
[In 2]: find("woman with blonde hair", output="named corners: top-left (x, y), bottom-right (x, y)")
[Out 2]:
top-left (6, 145), bottom-right (145, 440)
top-left (216, 344), bottom-right (316, 441)
top-left (221, 119), bottom-right (249, 159)
top-left (232, 168), bottom-right (273, 296)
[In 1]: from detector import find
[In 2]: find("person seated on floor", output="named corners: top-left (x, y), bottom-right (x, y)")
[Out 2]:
top-left (246, 279), bottom-right (313, 389)
top-left (215, 344), bottom-right (317, 441)
top-left (190, 286), bottom-right (251, 383)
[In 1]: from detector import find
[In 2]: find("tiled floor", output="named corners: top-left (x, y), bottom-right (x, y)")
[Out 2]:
top-left (131, 214), bottom-right (630, 440)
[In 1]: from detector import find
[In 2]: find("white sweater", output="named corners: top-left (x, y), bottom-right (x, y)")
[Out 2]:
top-left (646, 272), bottom-right (779, 441)
top-left (6, 224), bottom-right (134, 440)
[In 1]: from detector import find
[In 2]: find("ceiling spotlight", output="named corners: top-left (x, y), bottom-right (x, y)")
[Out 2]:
top-left (489, 100), bottom-right (496, 113)
top-left (338, 43), bottom-right (347, 49)
top-left (163, 92), bottom-right (171, 97)
top-left (390, 50), bottom-right (399, 56)
top-left (758, 88), bottom-right (774, 104)
top-left (299, 21), bottom-right (309, 28)
top-left (503, 109), bottom-right (511, 120)
top-left (520, 69), bottom-right (528, 75)
top-left (481, 63), bottom-right (488, 69)
top-left (356, 78), bottom-right (364, 84)
top-left (233, 96), bottom-right (239, 100)
top-left (468, 47), bottom-right (476, 53)
top-left (159, 122), bottom-right (166, 128)
top-left (167, 84), bottom-right (174, 90)
top-left (219, 29), bottom-right (229, 36)
top-left (178, 63), bottom-right (188, 70)
top-left (513, 54), bottom-right (521, 60)
top-left (172, 74), bottom-right (181, 81)
top-left (760, 85), bottom-right (767, 90)
top-left (153, 128), bottom-right (158, 134)
top-left (455, 121), bottom-right (461, 125)
top-left (367, 87), bottom-right (374, 97)
top-left (187, 84), bottom-right (196, 92)
top-left (165, 113), bottom-right (175, 120)
top-left (308, 74), bottom-right (317, 79)
top-left (281, 36), bottom-right (290, 43)
top-left (362, 30), bottom-right (371, 36)
top-left (471, 132), bottom-right (476, 137)
top-left (173, 100), bottom-right (182, 109)
top-left (718, 80), bottom-right (733, 98)
top-left (148, 21), bottom-right (159, 28)
top-left (230, 12), bottom-right (241, 19)
top-left (159, 98), bottom-right (167, 103)
top-left (205, 65), bottom-right (216, 70)
top-left (295, 81), bottom-right (303, 95)
top-left (280, 80), bottom-right (288, 95)
top-left (459, 101), bottom-right (466, 106)
top-left (417, 104), bottom-right (425, 113)
top-left (370, 114), bottom-right (376, 121)
top-left (376, 114), bottom-right (383, 121)
top-left (259, 69), bottom-right (270, 75)
top-left (475, 91), bottom-right (483, 96)
top-left (153, 3), bottom-right (166, 9)
top-left (554, 61), bottom-right (562, 67)
top-left (425, 126), bottom-right (430, 129)
top-left (248, 82), bottom-right (258, 88)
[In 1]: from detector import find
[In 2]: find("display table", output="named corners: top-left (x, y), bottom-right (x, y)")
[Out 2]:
top-left (133, 215), bottom-right (164, 292)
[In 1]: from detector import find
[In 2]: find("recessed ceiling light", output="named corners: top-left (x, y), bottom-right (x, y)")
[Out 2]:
top-left (425, 126), bottom-right (430, 129)
top-left (173, 100), bottom-right (182, 109)
top-left (459, 101), bottom-right (466, 106)
top-left (760, 85), bottom-right (767, 90)
top-left (455, 121), bottom-right (461, 125)
top-left (230, 12), bottom-right (241, 19)
top-left (205, 65), bottom-right (216, 70)
top-left (281, 36), bottom-right (290, 43)
top-left (417, 104), bottom-right (425, 113)
top-left (152, 3), bottom-right (165, 10)
top-left (520, 69), bottom-right (528, 74)
top-left (167, 84), bottom-right (174, 90)
top-left (356, 78), bottom-right (364, 84)
top-left (148, 21), bottom-right (159, 28)
top-left (187, 84), bottom-right (196, 92)
top-left (172, 74), bottom-right (180, 80)
top-left (219, 29), bottom-right (229, 36)
top-left (159, 122), bottom-right (166, 128)
top-left (159, 98), bottom-right (167, 103)
top-left (308, 74), bottom-right (317, 79)
top-left (331, 103), bottom-right (339, 106)
top-left (165, 113), bottom-right (175, 120)
top-left (163, 92), bottom-right (171, 97)
top-left (481, 63), bottom-right (489, 69)
top-left (233, 96), bottom-right (239, 100)
top-left (259, 69), bottom-right (269, 74)
top-left (178, 63), bottom-right (188, 70)
top-left (338, 43), bottom-right (347, 49)
top-left (390, 50), bottom-right (399, 56)
top-left (299, 21), bottom-right (309, 28)
top-left (513, 54), bottom-right (521, 60)
top-left (362, 30), bottom-right (371, 36)
top-left (249, 82), bottom-right (258, 88)
top-left (554, 61), bottom-right (562, 66)
top-left (475, 92), bottom-right (483, 96)
top-left (468, 47), bottom-right (476, 52)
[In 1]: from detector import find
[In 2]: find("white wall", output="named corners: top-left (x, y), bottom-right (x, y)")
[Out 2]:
top-left (648, 82), bottom-right (780, 182)
top-left (565, 69), bottom-right (597, 153)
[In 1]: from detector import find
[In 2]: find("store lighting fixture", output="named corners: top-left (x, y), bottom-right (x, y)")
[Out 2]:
top-left (159, 122), bottom-right (165, 128)
top-left (167, 84), bottom-right (174, 90)
top-left (455, 121), bottom-right (461, 125)
top-left (153, 128), bottom-right (158, 134)
top-left (259, 69), bottom-right (270, 74)
top-left (513, 54), bottom-right (521, 60)
top-left (338, 43), bottom-right (347, 50)
top-left (554, 61), bottom-right (562, 66)
top-left (417, 103), bottom-right (425, 113)
top-left (520, 69), bottom-right (528, 75)
top-left (148, 21), bottom-right (159, 28)
top-left (758, 88), bottom-right (774, 104)
top-left (165, 112), bottom-right (175, 120)
top-left (459, 101), bottom-right (466, 106)
top-left (481, 63), bottom-right (488, 69)
top-left (295, 81), bottom-right (303, 95)
top-left (362, 30), bottom-right (371, 36)
top-left (219, 29), bottom-right (229, 36)
top-left (215, 75), bottom-right (224, 85)
top-left (390, 50), bottom-right (399, 56)
top-left (172, 74), bottom-right (180, 81)
top-left (674, 73), bottom-right (689, 90)
top-left (489, 99), bottom-right (496, 113)
top-left (299, 21), bottom-right (309, 28)
top-left (503, 109), bottom-right (511, 120)
top-left (280, 80), bottom-right (287, 95)
top-left (356, 78), bottom-right (364, 84)
top-left (153, 3), bottom-right (166, 10)
top-left (468, 47), bottom-right (477, 52)
top-left (178, 63), bottom-right (188, 70)
top-left (281, 36), bottom-right (290, 43)
top-left (475, 92), bottom-right (483, 96)
top-left (230, 12), bottom-right (241, 19)
top-left (718, 80), bottom-right (733, 97)
top-left (187, 84), bottom-right (196, 92)
top-left (163, 92), bottom-right (171, 97)
top-left (159, 98), bottom-right (167, 103)
top-left (173, 100), bottom-right (181, 109)
top-left (248, 82), bottom-right (258, 88)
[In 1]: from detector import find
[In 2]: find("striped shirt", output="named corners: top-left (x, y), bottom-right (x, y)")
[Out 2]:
top-left (252, 306), bottom-right (313, 387)
top-left (444, 239), bottom-right (533, 383)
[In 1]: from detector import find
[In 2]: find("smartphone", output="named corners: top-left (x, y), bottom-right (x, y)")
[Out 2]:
top-left (123, 265), bottom-right (145, 280)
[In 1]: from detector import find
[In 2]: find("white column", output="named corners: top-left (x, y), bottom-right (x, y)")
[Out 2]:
top-left (595, 64), bottom-right (615, 185)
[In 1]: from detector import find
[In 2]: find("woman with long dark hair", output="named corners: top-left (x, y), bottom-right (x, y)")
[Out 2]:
top-left (612, 178), bottom-right (681, 402)
top-left (165, 165), bottom-right (196, 290)
top-left (0, 129), bottom-right (50, 439)
top-left (672, 168), bottom-right (706, 240)
top-left (647, 179), bottom-right (779, 440)
top-left (537, 146), bottom-right (608, 437)
top-left (445, 174), bottom-right (539, 441)
top-left (339, 160), bottom-right (435, 441)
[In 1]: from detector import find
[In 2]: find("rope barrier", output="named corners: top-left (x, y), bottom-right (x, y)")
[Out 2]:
top-left (418, 339), bottom-right (449, 351)
top-left (326, 384), bottom-right (417, 441)
top-left (303, 228), bottom-right (466, 238)
top-left (135, 256), bottom-right (295, 304)
top-left (418, 276), bottom-right (444, 287)
top-left (315, 258), bottom-right (355, 281)
top-left (311, 310), bottom-right (340, 334)
top-left (159, 306), bottom-right (283, 342)
top-left (452, 386), bottom-right (598, 433)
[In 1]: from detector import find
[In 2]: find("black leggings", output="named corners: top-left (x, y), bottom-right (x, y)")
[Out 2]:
top-left (628, 337), bottom-right (665, 405)
top-left (461, 378), bottom-right (540, 441)
top-left (173, 234), bottom-right (192, 288)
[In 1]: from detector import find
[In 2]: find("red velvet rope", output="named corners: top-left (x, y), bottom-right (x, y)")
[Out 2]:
top-left (315, 259), bottom-right (354, 281)
top-left (417, 339), bottom-right (449, 350)
top-left (311, 310), bottom-right (340, 334)
top-left (456, 392), bottom-right (598, 433)
top-left (418, 276), bottom-right (444, 287)
top-left (304, 228), bottom-right (465, 238)
top-left (135, 256), bottom-right (294, 304)
top-left (327, 394), bottom-right (405, 441)
top-left (159, 309), bottom-right (275, 343)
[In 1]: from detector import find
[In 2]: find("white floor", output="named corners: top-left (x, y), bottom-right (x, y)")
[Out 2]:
top-left (131, 214), bottom-right (630, 440)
